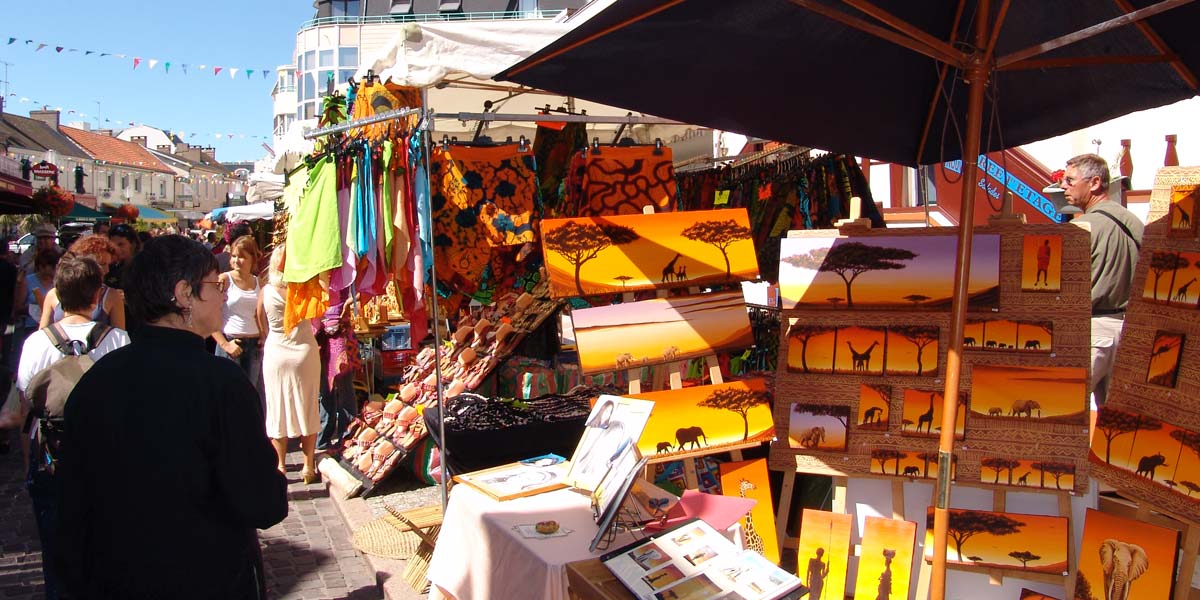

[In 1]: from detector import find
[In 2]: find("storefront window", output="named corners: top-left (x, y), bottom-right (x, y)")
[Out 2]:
top-left (339, 47), bottom-right (358, 67)
top-left (303, 72), bottom-right (316, 100)
top-left (319, 49), bottom-right (334, 68)
top-left (303, 51), bottom-right (315, 71)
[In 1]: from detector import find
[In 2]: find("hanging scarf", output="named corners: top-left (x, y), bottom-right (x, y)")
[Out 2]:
top-left (566, 145), bottom-right (677, 216)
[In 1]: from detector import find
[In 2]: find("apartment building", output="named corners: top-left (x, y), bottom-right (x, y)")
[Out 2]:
top-left (1, 108), bottom-right (99, 207)
top-left (58, 119), bottom-right (177, 208)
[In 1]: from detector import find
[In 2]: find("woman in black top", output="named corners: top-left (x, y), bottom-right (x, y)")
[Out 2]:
top-left (57, 235), bottom-right (288, 599)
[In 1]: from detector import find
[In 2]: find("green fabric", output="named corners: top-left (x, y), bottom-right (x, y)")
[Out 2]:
top-left (381, 140), bottom-right (395, 263)
top-left (283, 165), bottom-right (308, 214)
top-left (283, 156), bottom-right (341, 283)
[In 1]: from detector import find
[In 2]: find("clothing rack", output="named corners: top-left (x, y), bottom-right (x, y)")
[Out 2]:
top-left (302, 106), bottom-right (424, 139)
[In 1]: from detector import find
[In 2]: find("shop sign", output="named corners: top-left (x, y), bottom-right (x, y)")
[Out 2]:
top-left (943, 155), bottom-right (1058, 221)
top-left (30, 161), bottom-right (59, 179)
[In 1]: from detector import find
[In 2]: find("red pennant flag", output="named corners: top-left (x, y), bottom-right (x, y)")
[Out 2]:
top-left (55, 46), bottom-right (63, 53)
top-left (133, 57), bottom-right (142, 69)
top-left (214, 66), bottom-right (223, 76)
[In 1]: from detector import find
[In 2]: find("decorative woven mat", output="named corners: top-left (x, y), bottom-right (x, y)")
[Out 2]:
top-left (350, 512), bottom-right (423, 560)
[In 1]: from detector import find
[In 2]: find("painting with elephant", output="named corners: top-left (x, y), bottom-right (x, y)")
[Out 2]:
top-left (969, 365), bottom-right (1089, 426)
top-left (1076, 508), bottom-right (1179, 600)
top-left (1090, 407), bottom-right (1200, 506)
top-left (961, 318), bottom-right (1053, 354)
top-left (629, 379), bottom-right (774, 460)
top-left (788, 404), bottom-right (849, 451)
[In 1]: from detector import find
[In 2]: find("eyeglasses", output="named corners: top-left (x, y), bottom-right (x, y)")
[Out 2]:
top-left (1062, 175), bottom-right (1096, 186)
top-left (200, 279), bottom-right (229, 293)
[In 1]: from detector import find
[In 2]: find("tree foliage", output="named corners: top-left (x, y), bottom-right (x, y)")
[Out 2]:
top-left (1075, 571), bottom-right (1098, 600)
top-left (1031, 462), bottom-right (1074, 490)
top-left (1096, 409), bottom-right (1162, 464)
top-left (888, 325), bottom-right (938, 376)
top-left (787, 322), bottom-right (831, 373)
top-left (793, 403), bottom-right (849, 429)
top-left (680, 219), bottom-right (752, 277)
top-left (781, 242), bottom-right (917, 307)
top-left (980, 457), bottom-right (1021, 484)
top-left (1148, 251), bottom-right (1190, 300)
top-left (542, 221), bottom-right (640, 296)
top-left (925, 510), bottom-right (1025, 561)
top-left (1182, 480), bottom-right (1200, 496)
top-left (698, 387), bottom-right (768, 440)
top-left (871, 448), bottom-right (905, 474)
top-left (1008, 550), bottom-right (1041, 568)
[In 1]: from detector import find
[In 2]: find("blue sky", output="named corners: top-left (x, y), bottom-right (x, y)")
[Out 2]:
top-left (2, 0), bottom-right (313, 162)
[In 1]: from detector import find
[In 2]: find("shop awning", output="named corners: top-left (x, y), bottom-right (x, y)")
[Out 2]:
top-left (136, 204), bottom-right (175, 223)
top-left (62, 203), bottom-right (110, 221)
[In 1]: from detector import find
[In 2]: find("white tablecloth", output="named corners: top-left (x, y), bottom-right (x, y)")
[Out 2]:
top-left (427, 484), bottom-right (637, 600)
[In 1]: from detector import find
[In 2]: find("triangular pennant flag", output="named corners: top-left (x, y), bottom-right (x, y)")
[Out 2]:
top-left (262, 70), bottom-right (269, 79)
top-left (100, 52), bottom-right (109, 57)
top-left (198, 64), bottom-right (206, 70)
top-left (6, 38), bottom-right (15, 45)
top-left (133, 57), bottom-right (141, 69)
top-left (213, 66), bottom-right (222, 76)
top-left (164, 62), bottom-right (171, 73)
top-left (246, 69), bottom-right (253, 79)
top-left (229, 68), bottom-right (239, 79)
top-left (55, 46), bottom-right (63, 52)
top-left (148, 59), bottom-right (158, 70)
top-left (115, 53), bottom-right (126, 59)
top-left (68, 48), bottom-right (78, 52)
top-left (181, 64), bottom-right (188, 75)
top-left (85, 50), bottom-right (93, 56)
top-left (35, 43), bottom-right (46, 51)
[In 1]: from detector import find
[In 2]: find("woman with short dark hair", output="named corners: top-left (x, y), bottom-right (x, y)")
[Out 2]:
top-left (57, 235), bottom-right (287, 599)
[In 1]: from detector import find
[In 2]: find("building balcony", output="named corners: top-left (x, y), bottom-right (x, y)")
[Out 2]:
top-left (298, 9), bottom-right (563, 30)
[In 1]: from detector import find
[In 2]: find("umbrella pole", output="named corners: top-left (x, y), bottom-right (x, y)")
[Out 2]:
top-left (931, 1), bottom-right (991, 598)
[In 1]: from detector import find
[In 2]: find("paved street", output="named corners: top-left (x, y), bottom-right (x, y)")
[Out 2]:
top-left (0, 428), bottom-right (381, 600)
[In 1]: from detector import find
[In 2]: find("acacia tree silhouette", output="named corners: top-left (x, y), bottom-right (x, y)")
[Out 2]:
top-left (1031, 461), bottom-right (1074, 490)
top-left (980, 457), bottom-right (1020, 484)
top-left (871, 448), bottom-right (904, 474)
top-left (889, 325), bottom-right (938, 376)
top-left (543, 221), bottom-right (639, 296)
top-left (902, 294), bottom-right (930, 306)
top-left (782, 242), bottom-right (917, 307)
top-left (1008, 550), bottom-right (1040, 569)
top-left (927, 510), bottom-right (1025, 561)
top-left (794, 403), bottom-right (849, 431)
top-left (698, 387), bottom-right (769, 440)
top-left (1169, 429), bottom-right (1200, 483)
top-left (788, 322), bottom-right (832, 373)
top-left (680, 219), bottom-right (752, 277)
top-left (1148, 251), bottom-right (1190, 301)
top-left (1095, 409), bottom-right (1162, 464)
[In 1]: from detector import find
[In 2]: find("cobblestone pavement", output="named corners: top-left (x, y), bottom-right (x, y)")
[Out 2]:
top-left (0, 429), bottom-right (382, 600)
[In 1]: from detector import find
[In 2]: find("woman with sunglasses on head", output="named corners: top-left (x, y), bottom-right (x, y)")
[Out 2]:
top-left (212, 236), bottom-right (266, 401)
top-left (57, 235), bottom-right (287, 599)
top-left (38, 234), bottom-right (125, 330)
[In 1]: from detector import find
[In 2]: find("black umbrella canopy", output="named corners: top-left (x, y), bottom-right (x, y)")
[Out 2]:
top-left (498, 0), bottom-right (1199, 167)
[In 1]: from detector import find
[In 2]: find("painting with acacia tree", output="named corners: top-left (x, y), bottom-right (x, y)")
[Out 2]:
top-left (870, 448), bottom-right (954, 480)
top-left (789, 404), bottom-right (849, 451)
top-left (630, 379), bottom-right (773, 459)
top-left (777, 234), bottom-right (999, 310)
top-left (1091, 408), bottom-right (1200, 503)
top-left (978, 457), bottom-right (1075, 491)
top-left (539, 209), bottom-right (759, 298)
top-left (1146, 331), bottom-right (1184, 388)
top-left (922, 508), bottom-right (1068, 576)
top-left (1142, 250), bottom-right (1200, 307)
top-left (885, 325), bottom-right (939, 377)
top-left (857, 384), bottom-right (891, 432)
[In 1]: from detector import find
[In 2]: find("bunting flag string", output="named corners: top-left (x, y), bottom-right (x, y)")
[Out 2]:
top-left (3, 33), bottom-right (273, 81)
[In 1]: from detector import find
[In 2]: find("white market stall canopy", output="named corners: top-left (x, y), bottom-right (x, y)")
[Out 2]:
top-left (208, 202), bottom-right (275, 223)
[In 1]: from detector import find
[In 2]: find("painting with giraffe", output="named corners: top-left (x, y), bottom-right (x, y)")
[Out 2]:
top-left (719, 458), bottom-right (780, 565)
top-left (1168, 184), bottom-right (1200, 239)
top-left (784, 321), bottom-right (939, 377)
top-left (539, 209), bottom-right (759, 298)
top-left (899, 388), bottom-right (966, 440)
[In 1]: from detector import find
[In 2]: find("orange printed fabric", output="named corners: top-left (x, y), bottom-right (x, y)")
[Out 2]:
top-left (580, 145), bottom-right (676, 216)
top-left (284, 276), bottom-right (329, 334)
top-left (429, 143), bottom-right (538, 293)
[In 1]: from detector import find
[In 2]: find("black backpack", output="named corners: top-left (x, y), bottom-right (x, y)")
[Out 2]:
top-left (24, 323), bottom-right (112, 475)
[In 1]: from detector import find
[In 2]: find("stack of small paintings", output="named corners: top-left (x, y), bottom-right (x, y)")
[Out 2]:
top-left (923, 508), bottom-right (1068, 576)
top-left (1090, 407), bottom-right (1200, 503)
top-left (852, 517), bottom-right (915, 600)
top-left (785, 321), bottom-right (939, 376)
top-left (962, 319), bottom-right (1053, 353)
top-left (969, 365), bottom-right (1088, 426)
top-left (1076, 509), bottom-right (1179, 600)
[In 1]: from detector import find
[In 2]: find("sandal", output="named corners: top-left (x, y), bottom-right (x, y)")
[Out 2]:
top-left (302, 468), bottom-right (321, 484)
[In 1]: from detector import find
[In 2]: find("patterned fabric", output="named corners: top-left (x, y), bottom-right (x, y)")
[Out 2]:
top-left (565, 145), bottom-right (677, 216)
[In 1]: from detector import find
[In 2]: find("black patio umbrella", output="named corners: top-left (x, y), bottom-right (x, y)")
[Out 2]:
top-left (498, 1), bottom-right (1198, 597)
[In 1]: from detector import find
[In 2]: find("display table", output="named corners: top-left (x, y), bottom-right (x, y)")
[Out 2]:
top-left (564, 558), bottom-right (635, 600)
top-left (427, 484), bottom-right (637, 600)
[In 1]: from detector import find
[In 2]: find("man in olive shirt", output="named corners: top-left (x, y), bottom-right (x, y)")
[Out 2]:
top-left (1061, 154), bottom-right (1144, 406)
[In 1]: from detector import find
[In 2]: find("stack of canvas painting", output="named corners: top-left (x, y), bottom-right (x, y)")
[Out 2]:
top-left (770, 224), bottom-right (1094, 493)
top-left (1091, 168), bottom-right (1200, 522)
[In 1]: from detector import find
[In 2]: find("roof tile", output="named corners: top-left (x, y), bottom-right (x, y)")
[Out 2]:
top-left (59, 126), bottom-right (175, 174)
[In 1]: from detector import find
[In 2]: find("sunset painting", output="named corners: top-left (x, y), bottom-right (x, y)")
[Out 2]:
top-left (899, 389), bottom-right (965, 440)
top-left (632, 379), bottom-right (774, 459)
top-left (1021, 235), bottom-right (1063, 291)
top-left (832, 326), bottom-right (887, 375)
top-left (796, 509), bottom-right (852, 600)
top-left (789, 403), bottom-right (849, 451)
top-left (857, 384), bottom-right (891, 432)
top-left (870, 448), bottom-right (949, 480)
top-left (1169, 184), bottom-right (1200, 239)
top-left (540, 209), bottom-right (759, 298)
top-left (977, 457), bottom-right (1076, 491)
top-left (1077, 509), bottom-right (1179, 600)
top-left (1019, 590), bottom-right (1060, 600)
top-left (923, 508), bottom-right (1068, 576)
top-left (970, 365), bottom-right (1087, 425)
top-left (1146, 331), bottom-right (1185, 388)
top-left (719, 459), bottom-right (779, 564)
top-left (853, 517), bottom-right (915, 600)
top-left (1092, 408), bottom-right (1200, 501)
top-left (885, 325), bottom-right (939, 377)
top-left (778, 234), bottom-right (1000, 310)
top-left (962, 319), bottom-right (1053, 352)
top-left (1142, 250), bottom-right (1200, 307)
top-left (571, 291), bottom-right (754, 374)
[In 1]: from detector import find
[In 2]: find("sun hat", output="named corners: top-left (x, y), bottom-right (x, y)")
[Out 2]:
top-left (33, 223), bottom-right (56, 237)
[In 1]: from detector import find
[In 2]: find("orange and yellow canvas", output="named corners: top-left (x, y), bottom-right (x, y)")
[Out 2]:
top-left (963, 319), bottom-right (1053, 352)
top-left (853, 516), bottom-right (915, 600)
top-left (796, 509), bottom-right (852, 600)
top-left (1169, 184), bottom-right (1200, 239)
top-left (1021, 235), bottom-right (1063, 291)
top-left (571, 290), bottom-right (754, 374)
top-left (1019, 589), bottom-right (1060, 600)
top-left (831, 326), bottom-right (886, 375)
top-left (1146, 331), bottom-right (1185, 387)
top-left (785, 319), bottom-right (838, 374)
top-left (857, 384), bottom-right (891, 432)
top-left (632, 379), bottom-right (773, 458)
top-left (1092, 409), bottom-right (1200, 501)
top-left (871, 449), bottom-right (949, 480)
top-left (970, 365), bottom-right (1087, 425)
top-left (719, 459), bottom-right (780, 565)
top-left (899, 389), bottom-right (965, 440)
top-left (978, 457), bottom-right (1075, 491)
top-left (1077, 508), bottom-right (1179, 600)
top-left (778, 234), bottom-right (1000, 310)
top-left (540, 209), bottom-right (759, 298)
top-left (923, 508), bottom-right (1068, 575)
top-left (789, 403), bottom-right (849, 451)
top-left (884, 326), bottom-right (939, 377)
top-left (1143, 250), bottom-right (1200, 306)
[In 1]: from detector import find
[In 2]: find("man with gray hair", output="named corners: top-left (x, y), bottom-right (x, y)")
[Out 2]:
top-left (1061, 153), bottom-right (1144, 406)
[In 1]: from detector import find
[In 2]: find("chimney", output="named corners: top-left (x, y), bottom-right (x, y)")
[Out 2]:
top-left (157, 144), bottom-right (172, 153)
top-left (30, 109), bottom-right (61, 130)
top-left (180, 146), bottom-right (204, 162)
top-left (131, 135), bottom-right (147, 148)
top-left (98, 129), bottom-right (114, 137)
top-left (201, 146), bottom-right (217, 162)
top-left (176, 142), bottom-right (190, 153)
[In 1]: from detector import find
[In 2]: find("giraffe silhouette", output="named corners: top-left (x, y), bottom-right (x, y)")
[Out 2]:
top-left (662, 253), bottom-right (682, 282)
top-left (675, 264), bottom-right (687, 282)
top-left (1175, 277), bottom-right (1197, 302)
top-left (916, 393), bottom-right (936, 433)
top-left (1152, 340), bottom-right (1179, 359)
top-left (1178, 204), bottom-right (1192, 228)
top-left (846, 341), bottom-right (880, 371)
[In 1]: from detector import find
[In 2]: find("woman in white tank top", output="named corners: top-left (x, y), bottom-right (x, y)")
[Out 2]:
top-left (212, 235), bottom-right (265, 398)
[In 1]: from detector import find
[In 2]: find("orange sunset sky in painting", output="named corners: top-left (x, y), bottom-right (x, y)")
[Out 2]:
top-left (899, 389), bottom-right (964, 439)
top-left (1078, 509), bottom-right (1179, 600)
top-left (924, 508), bottom-right (1068, 575)
top-left (1143, 250), bottom-right (1200, 306)
top-left (871, 450), bottom-right (946, 480)
top-left (1170, 185), bottom-right (1199, 234)
top-left (1147, 331), bottom-right (1185, 387)
top-left (540, 209), bottom-right (759, 297)
top-left (778, 234), bottom-right (1000, 309)
top-left (858, 384), bottom-right (891, 431)
top-left (789, 405), bottom-right (849, 451)
top-left (719, 459), bottom-right (780, 565)
top-left (970, 365), bottom-right (1087, 423)
top-left (853, 517), bottom-right (915, 600)
top-left (631, 380), bottom-right (774, 457)
top-left (796, 510), bottom-right (852, 600)
top-left (1020, 235), bottom-right (1063, 291)
top-left (1092, 411), bottom-right (1200, 499)
top-left (962, 319), bottom-right (1053, 351)
top-left (977, 458), bottom-right (1075, 491)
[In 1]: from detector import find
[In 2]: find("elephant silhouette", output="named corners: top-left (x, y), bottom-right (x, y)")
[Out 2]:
top-left (1023, 339), bottom-right (1041, 349)
top-left (1136, 453), bottom-right (1168, 480)
top-left (615, 352), bottom-right (634, 368)
top-left (902, 466), bottom-right (921, 477)
top-left (675, 426), bottom-right (708, 450)
top-left (862, 407), bottom-right (883, 424)
top-left (987, 407), bottom-right (1004, 416)
top-left (656, 441), bottom-right (673, 453)
top-left (1100, 539), bottom-right (1149, 600)
top-left (963, 336), bottom-right (976, 346)
top-left (799, 426), bottom-right (825, 448)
